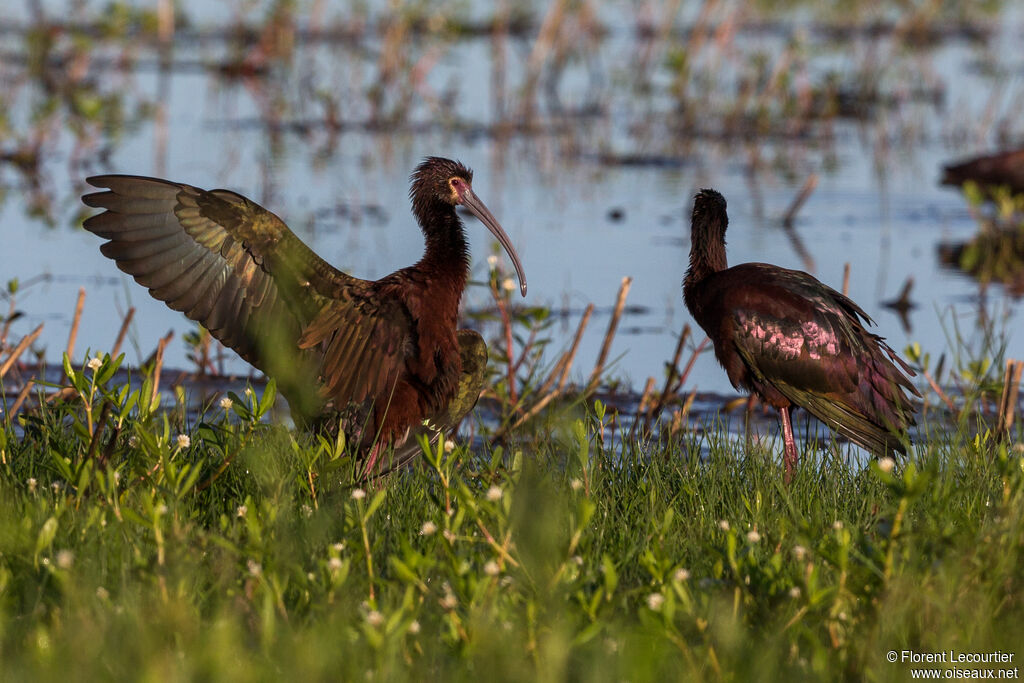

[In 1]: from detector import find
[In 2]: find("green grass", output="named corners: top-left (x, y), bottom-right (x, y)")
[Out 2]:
top-left (0, 356), bottom-right (1022, 681)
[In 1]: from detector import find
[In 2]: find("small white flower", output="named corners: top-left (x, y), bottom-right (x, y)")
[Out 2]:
top-left (443, 439), bottom-right (455, 453)
top-left (247, 559), bottom-right (262, 576)
top-left (128, 435), bottom-right (139, 448)
top-left (837, 611), bottom-right (848, 622)
top-left (420, 521), bottom-right (437, 536)
top-left (27, 478), bottom-right (37, 492)
top-left (486, 485), bottom-right (502, 502)
top-left (483, 560), bottom-right (500, 576)
top-left (219, 397), bottom-right (233, 410)
top-left (245, 387), bottom-right (254, 397)
top-left (301, 504), bottom-right (313, 518)
top-left (646, 593), bottom-right (665, 611)
top-left (157, 504), bottom-right (168, 515)
top-left (789, 586), bottom-right (802, 599)
top-left (443, 529), bottom-right (456, 544)
top-left (87, 356), bottom-right (102, 371)
top-left (236, 505), bottom-right (247, 518)
top-left (328, 557), bottom-right (343, 571)
top-left (718, 520), bottom-right (730, 531)
top-left (486, 254), bottom-right (498, 269)
top-left (56, 550), bottom-right (74, 569)
top-left (570, 478), bottom-right (583, 492)
top-left (792, 545), bottom-right (807, 561)
top-left (877, 457), bottom-right (895, 474)
top-left (832, 520), bottom-right (844, 531)
top-left (572, 555), bottom-right (583, 566)
top-left (351, 488), bottom-right (366, 501)
top-left (176, 434), bottom-right (190, 449)
top-left (501, 278), bottom-right (516, 292)
top-left (96, 587), bottom-right (109, 600)
top-left (674, 568), bottom-right (691, 582)
top-left (51, 481), bottom-right (63, 492)
top-left (332, 542), bottom-right (345, 552)
top-left (440, 592), bottom-right (458, 610)
top-left (746, 530), bottom-right (761, 543)
top-left (113, 471), bottom-right (121, 483)
top-left (366, 610), bottom-right (385, 627)
top-left (408, 620), bottom-right (421, 635)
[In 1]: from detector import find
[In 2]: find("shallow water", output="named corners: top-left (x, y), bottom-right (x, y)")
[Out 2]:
top-left (2, 2), bottom-right (1022, 409)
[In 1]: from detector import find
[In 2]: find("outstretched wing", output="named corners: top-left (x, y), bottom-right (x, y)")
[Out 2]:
top-left (726, 267), bottom-right (919, 454)
top-left (82, 175), bottom-right (411, 420)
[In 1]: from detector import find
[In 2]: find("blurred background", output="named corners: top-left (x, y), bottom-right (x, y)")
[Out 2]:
top-left (1, 0), bottom-right (1022, 400)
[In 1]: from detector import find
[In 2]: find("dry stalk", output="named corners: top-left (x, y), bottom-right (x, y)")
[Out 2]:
top-left (0, 323), bottom-right (44, 380)
top-left (490, 279), bottom-right (518, 404)
top-left (586, 276), bottom-right (632, 394)
top-left (111, 307), bottom-right (135, 358)
top-left (552, 303), bottom-right (594, 393)
top-left (637, 376), bottom-right (657, 417)
top-left (922, 366), bottom-right (956, 414)
top-left (519, 0), bottom-right (569, 120)
top-left (628, 375), bottom-right (658, 440)
top-left (492, 304), bottom-right (596, 442)
top-left (66, 288), bottom-right (86, 360)
top-left (673, 337), bottom-right (709, 394)
top-left (842, 263), bottom-right (850, 297)
top-left (649, 323), bottom-right (692, 422)
top-left (9, 379), bottom-right (35, 416)
top-left (151, 331), bottom-right (173, 407)
top-left (996, 359), bottom-right (1023, 441)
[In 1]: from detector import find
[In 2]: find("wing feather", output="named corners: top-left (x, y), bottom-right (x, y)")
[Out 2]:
top-left (723, 268), bottom-right (917, 455)
top-left (83, 174), bottom-right (416, 423)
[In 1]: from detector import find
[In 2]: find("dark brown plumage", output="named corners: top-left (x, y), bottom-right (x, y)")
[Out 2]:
top-left (683, 189), bottom-right (919, 479)
top-left (82, 157), bottom-right (526, 474)
top-left (942, 148), bottom-right (1024, 196)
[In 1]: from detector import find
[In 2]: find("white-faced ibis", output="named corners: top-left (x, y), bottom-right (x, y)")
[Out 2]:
top-left (942, 148), bottom-right (1024, 196)
top-left (82, 157), bottom-right (526, 473)
top-left (683, 189), bottom-right (919, 479)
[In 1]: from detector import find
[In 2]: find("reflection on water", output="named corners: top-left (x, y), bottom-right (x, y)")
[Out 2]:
top-left (1, 0), bottom-right (1023, 402)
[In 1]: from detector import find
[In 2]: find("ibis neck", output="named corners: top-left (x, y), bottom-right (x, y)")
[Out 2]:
top-left (418, 204), bottom-right (471, 293)
top-left (684, 234), bottom-right (727, 290)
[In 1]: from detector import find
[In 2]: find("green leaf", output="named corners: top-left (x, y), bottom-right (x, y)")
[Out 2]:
top-left (364, 490), bottom-right (387, 522)
top-left (258, 379), bottom-right (277, 418)
top-left (601, 554), bottom-right (618, 596)
top-left (34, 517), bottom-right (59, 565)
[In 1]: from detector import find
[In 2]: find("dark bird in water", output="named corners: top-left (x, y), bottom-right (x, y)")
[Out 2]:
top-left (942, 148), bottom-right (1024, 196)
top-left (682, 189), bottom-right (919, 479)
top-left (82, 157), bottom-right (527, 474)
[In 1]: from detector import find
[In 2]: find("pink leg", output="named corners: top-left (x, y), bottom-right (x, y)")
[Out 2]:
top-left (362, 440), bottom-right (386, 477)
top-left (778, 406), bottom-right (799, 483)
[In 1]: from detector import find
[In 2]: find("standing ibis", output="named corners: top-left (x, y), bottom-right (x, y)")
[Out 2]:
top-left (941, 148), bottom-right (1024, 196)
top-left (82, 157), bottom-right (526, 474)
top-left (682, 189), bottom-right (918, 478)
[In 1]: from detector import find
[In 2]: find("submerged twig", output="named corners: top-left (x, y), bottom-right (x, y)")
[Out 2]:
top-left (782, 173), bottom-right (818, 228)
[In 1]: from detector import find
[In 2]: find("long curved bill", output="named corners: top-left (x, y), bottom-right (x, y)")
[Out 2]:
top-left (460, 188), bottom-right (528, 297)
